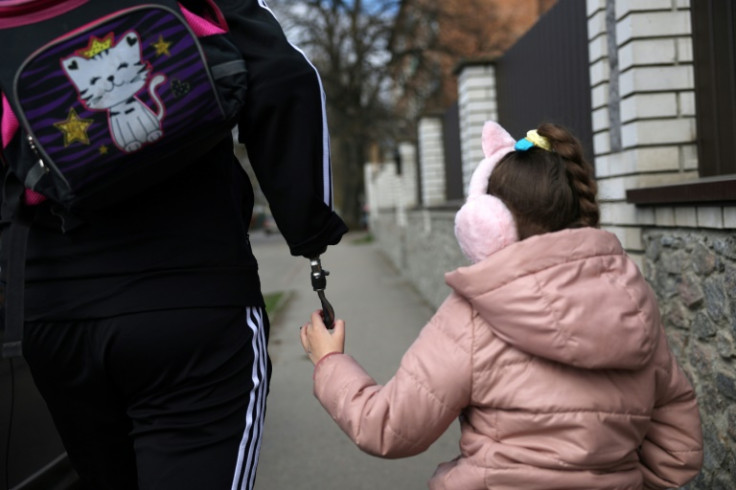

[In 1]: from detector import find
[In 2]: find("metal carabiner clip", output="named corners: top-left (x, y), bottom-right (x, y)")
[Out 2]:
top-left (309, 256), bottom-right (335, 329)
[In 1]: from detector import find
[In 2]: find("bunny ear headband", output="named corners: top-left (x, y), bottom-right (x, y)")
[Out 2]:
top-left (454, 121), bottom-right (551, 263)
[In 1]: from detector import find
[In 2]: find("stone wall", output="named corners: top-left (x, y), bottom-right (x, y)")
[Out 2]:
top-left (643, 229), bottom-right (736, 489)
top-left (370, 209), bottom-right (468, 309)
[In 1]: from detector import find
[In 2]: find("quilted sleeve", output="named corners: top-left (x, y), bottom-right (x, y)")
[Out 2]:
top-left (638, 331), bottom-right (704, 489)
top-left (313, 298), bottom-right (473, 458)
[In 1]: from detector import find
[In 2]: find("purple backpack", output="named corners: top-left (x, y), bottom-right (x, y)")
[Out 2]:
top-left (0, 0), bottom-right (247, 210)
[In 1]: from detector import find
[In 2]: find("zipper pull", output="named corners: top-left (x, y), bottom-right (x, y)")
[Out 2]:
top-left (27, 135), bottom-right (50, 176)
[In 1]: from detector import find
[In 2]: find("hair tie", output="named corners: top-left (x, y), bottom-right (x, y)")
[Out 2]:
top-left (514, 129), bottom-right (552, 152)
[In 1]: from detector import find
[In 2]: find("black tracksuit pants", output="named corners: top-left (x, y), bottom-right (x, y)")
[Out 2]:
top-left (22, 306), bottom-right (270, 490)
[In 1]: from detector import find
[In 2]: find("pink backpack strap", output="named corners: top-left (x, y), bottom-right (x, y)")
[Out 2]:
top-left (2, 93), bottom-right (48, 205)
top-left (178, 1), bottom-right (227, 36)
top-left (2, 93), bottom-right (19, 150)
top-left (24, 189), bottom-right (47, 205)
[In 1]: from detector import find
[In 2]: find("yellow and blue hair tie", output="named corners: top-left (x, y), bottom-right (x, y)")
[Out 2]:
top-left (514, 129), bottom-right (552, 152)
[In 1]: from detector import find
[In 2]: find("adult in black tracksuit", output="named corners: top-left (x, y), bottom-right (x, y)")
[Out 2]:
top-left (1, 1), bottom-right (347, 489)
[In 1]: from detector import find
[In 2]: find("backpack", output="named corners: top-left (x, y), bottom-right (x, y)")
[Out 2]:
top-left (0, 0), bottom-right (248, 358)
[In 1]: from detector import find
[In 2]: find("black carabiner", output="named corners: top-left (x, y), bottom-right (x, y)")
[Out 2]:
top-left (309, 256), bottom-right (335, 328)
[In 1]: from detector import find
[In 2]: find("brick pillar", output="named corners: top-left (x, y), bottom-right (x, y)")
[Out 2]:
top-left (417, 117), bottom-right (446, 206)
top-left (456, 61), bottom-right (498, 196)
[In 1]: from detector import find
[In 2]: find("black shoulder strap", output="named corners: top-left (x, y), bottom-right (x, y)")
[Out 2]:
top-left (1, 173), bottom-right (30, 359)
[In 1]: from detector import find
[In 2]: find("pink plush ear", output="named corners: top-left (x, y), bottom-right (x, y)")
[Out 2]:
top-left (467, 121), bottom-right (515, 197)
top-left (481, 120), bottom-right (516, 159)
top-left (454, 120), bottom-right (519, 263)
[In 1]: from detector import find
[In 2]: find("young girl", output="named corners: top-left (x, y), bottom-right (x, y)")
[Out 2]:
top-left (299, 121), bottom-right (703, 489)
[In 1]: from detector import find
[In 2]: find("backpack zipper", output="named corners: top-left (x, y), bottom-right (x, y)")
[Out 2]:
top-left (26, 135), bottom-right (50, 177)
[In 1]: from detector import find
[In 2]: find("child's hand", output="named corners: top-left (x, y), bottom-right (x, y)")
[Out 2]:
top-left (300, 310), bottom-right (345, 365)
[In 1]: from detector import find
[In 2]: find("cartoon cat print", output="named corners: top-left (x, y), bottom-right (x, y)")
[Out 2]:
top-left (62, 31), bottom-right (165, 152)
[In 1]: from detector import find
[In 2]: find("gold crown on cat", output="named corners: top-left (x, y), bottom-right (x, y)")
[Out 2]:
top-left (79, 33), bottom-right (114, 59)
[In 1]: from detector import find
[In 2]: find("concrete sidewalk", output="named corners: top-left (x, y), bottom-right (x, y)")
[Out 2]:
top-left (251, 231), bottom-right (460, 490)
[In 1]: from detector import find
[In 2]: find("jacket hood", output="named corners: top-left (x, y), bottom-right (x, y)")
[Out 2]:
top-left (445, 228), bottom-right (660, 370)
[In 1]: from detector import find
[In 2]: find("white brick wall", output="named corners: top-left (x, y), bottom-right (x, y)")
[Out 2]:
top-left (457, 63), bottom-right (497, 195)
top-left (588, 9), bottom-right (608, 40)
top-left (365, 143), bottom-right (418, 216)
top-left (621, 118), bottom-right (695, 147)
top-left (654, 206), bottom-right (676, 227)
top-left (599, 175), bottom-right (636, 201)
top-left (592, 106), bottom-right (610, 132)
top-left (397, 142), bottom-right (417, 210)
top-left (583, 0), bottom-right (733, 248)
top-left (600, 201), bottom-right (655, 226)
top-left (603, 225), bottom-right (644, 250)
top-left (589, 35), bottom-right (608, 62)
top-left (724, 207), bottom-right (736, 228)
top-left (631, 147), bottom-right (681, 172)
top-left (674, 206), bottom-right (697, 227)
top-left (677, 38), bottom-right (693, 62)
top-left (620, 93), bottom-right (677, 121)
top-left (615, 0), bottom-right (675, 14)
top-left (618, 39), bottom-right (676, 70)
top-left (417, 117), bottom-right (446, 206)
top-left (697, 207), bottom-right (724, 229)
top-left (616, 12), bottom-right (691, 44)
top-left (618, 66), bottom-right (693, 95)
top-left (589, 58), bottom-right (611, 87)
top-left (591, 83), bottom-right (609, 109)
top-left (587, 0), bottom-right (607, 17)
top-left (681, 144), bottom-right (698, 170)
top-left (593, 130), bottom-right (612, 156)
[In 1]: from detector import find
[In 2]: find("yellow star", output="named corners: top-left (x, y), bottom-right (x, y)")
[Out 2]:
top-left (153, 35), bottom-right (171, 56)
top-left (53, 108), bottom-right (93, 147)
top-left (99, 145), bottom-right (109, 155)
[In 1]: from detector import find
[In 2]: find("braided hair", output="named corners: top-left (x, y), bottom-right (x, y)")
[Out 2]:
top-left (487, 122), bottom-right (599, 240)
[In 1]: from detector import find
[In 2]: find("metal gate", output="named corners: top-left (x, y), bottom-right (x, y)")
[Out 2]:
top-left (495, 0), bottom-right (593, 163)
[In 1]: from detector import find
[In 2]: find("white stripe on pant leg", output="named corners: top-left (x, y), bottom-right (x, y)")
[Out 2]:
top-left (231, 306), bottom-right (268, 490)
top-left (246, 308), bottom-right (269, 489)
top-left (232, 307), bottom-right (267, 490)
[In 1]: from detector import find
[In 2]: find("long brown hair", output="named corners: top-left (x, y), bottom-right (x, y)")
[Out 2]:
top-left (488, 123), bottom-right (599, 240)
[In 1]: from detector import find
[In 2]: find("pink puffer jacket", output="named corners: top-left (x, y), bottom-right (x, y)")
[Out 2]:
top-left (313, 227), bottom-right (703, 489)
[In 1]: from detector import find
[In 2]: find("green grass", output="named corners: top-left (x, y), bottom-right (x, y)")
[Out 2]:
top-left (263, 291), bottom-right (285, 316)
top-left (351, 232), bottom-right (374, 244)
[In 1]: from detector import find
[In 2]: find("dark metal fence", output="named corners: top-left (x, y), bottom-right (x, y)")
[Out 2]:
top-left (495, 0), bottom-right (593, 163)
top-left (692, 0), bottom-right (736, 177)
top-left (442, 102), bottom-right (464, 202)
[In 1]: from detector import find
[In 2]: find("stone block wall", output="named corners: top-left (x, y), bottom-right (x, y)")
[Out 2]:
top-left (642, 229), bottom-right (736, 489)
top-left (396, 209), bottom-right (467, 309)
